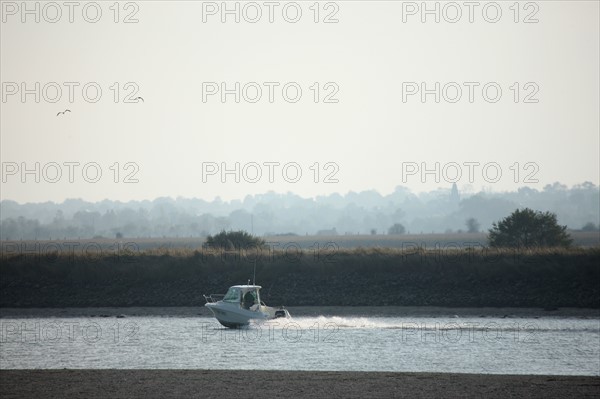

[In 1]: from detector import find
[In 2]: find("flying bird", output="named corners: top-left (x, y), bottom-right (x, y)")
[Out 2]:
top-left (133, 96), bottom-right (144, 102)
top-left (56, 109), bottom-right (71, 116)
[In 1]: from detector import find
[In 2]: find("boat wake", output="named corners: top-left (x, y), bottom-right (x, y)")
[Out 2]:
top-left (250, 316), bottom-right (600, 333)
top-left (253, 316), bottom-right (410, 330)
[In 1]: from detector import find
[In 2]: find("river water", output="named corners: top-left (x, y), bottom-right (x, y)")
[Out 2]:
top-left (1, 313), bottom-right (598, 376)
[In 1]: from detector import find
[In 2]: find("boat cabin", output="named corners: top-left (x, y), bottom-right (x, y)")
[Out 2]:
top-left (222, 285), bottom-right (262, 310)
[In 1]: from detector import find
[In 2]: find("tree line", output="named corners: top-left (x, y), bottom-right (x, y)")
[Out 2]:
top-left (1, 182), bottom-right (598, 240)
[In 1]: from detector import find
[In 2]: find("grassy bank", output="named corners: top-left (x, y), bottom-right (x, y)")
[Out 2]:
top-left (1, 247), bottom-right (599, 308)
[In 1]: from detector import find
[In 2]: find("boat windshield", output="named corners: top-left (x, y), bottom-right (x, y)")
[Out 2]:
top-left (223, 287), bottom-right (241, 303)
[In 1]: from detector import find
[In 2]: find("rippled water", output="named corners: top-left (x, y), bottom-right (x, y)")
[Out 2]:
top-left (1, 314), bottom-right (598, 375)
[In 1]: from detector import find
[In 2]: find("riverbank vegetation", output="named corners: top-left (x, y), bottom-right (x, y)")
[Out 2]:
top-left (1, 245), bottom-right (598, 308)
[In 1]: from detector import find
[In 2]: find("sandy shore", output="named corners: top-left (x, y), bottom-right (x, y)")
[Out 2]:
top-left (1, 370), bottom-right (598, 398)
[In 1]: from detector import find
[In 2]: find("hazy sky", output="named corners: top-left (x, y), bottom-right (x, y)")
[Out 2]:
top-left (1, 0), bottom-right (598, 203)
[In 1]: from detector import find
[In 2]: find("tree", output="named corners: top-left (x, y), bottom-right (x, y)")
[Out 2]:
top-left (581, 222), bottom-right (598, 232)
top-left (388, 223), bottom-right (406, 235)
top-left (205, 230), bottom-right (265, 249)
top-left (488, 208), bottom-right (572, 248)
top-left (465, 218), bottom-right (480, 233)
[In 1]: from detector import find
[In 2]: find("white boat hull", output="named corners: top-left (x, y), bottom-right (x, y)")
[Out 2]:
top-left (205, 302), bottom-right (288, 328)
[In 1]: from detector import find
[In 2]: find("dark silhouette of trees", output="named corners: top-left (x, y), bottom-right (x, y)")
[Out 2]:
top-left (466, 218), bottom-right (480, 233)
top-left (488, 208), bottom-right (572, 248)
top-left (388, 223), bottom-right (406, 235)
top-left (205, 230), bottom-right (265, 249)
top-left (581, 222), bottom-right (598, 232)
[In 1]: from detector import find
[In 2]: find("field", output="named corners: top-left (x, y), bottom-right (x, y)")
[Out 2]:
top-left (2, 231), bottom-right (597, 254)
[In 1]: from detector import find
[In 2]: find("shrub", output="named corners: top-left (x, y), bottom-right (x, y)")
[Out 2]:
top-left (205, 230), bottom-right (266, 249)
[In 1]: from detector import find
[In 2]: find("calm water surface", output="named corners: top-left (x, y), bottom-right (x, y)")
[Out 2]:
top-left (1, 314), bottom-right (598, 375)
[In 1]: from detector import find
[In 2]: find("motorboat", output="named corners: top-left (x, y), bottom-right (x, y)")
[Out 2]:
top-left (204, 284), bottom-right (290, 328)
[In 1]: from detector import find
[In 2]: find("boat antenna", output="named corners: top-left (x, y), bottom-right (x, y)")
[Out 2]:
top-left (252, 258), bottom-right (256, 285)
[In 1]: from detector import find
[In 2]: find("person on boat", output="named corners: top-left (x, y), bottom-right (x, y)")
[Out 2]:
top-left (243, 291), bottom-right (257, 310)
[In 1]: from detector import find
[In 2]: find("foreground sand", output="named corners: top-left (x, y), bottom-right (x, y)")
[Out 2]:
top-left (1, 370), bottom-right (598, 398)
